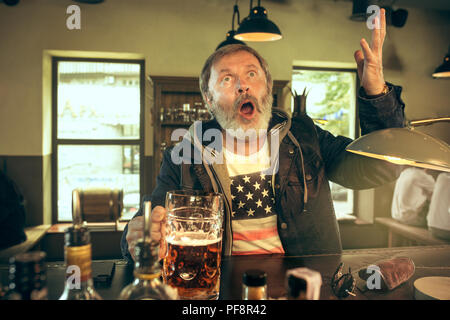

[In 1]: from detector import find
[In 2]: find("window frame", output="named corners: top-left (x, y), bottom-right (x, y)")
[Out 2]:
top-left (51, 56), bottom-right (145, 223)
top-left (292, 65), bottom-right (361, 217)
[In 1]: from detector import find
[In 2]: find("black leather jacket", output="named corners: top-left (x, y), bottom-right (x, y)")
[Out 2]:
top-left (121, 83), bottom-right (405, 262)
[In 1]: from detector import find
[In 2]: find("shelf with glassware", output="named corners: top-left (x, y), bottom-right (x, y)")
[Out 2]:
top-left (149, 75), bottom-right (288, 188)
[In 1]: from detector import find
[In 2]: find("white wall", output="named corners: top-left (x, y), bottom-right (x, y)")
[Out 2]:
top-left (0, 0), bottom-right (449, 157)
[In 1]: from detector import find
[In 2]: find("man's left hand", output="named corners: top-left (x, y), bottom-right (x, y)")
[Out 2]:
top-left (354, 8), bottom-right (387, 96)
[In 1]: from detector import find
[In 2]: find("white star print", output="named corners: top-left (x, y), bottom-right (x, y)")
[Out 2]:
top-left (261, 189), bottom-right (269, 197)
top-left (243, 176), bottom-right (251, 183)
top-left (256, 199), bottom-right (263, 208)
top-left (236, 184), bottom-right (244, 192)
top-left (253, 181), bottom-right (260, 190)
top-left (238, 201), bottom-right (245, 209)
top-left (264, 205), bottom-right (272, 214)
top-left (245, 192), bottom-right (253, 200)
top-left (260, 173), bottom-right (266, 180)
top-left (247, 208), bottom-right (255, 216)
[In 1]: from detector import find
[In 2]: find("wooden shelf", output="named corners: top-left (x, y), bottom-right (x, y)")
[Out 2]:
top-left (161, 121), bottom-right (193, 127)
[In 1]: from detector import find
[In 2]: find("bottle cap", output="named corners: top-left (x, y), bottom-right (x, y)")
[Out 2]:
top-left (243, 269), bottom-right (267, 287)
top-left (64, 226), bottom-right (91, 247)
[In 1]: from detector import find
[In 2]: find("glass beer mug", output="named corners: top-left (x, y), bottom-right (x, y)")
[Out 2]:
top-left (163, 191), bottom-right (224, 300)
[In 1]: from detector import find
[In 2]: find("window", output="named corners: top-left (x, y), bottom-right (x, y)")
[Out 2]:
top-left (52, 58), bottom-right (144, 222)
top-left (291, 66), bottom-right (358, 219)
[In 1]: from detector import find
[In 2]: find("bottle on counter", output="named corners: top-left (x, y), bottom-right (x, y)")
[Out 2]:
top-left (118, 240), bottom-right (178, 300)
top-left (242, 269), bottom-right (267, 300)
top-left (58, 225), bottom-right (102, 300)
top-left (287, 274), bottom-right (308, 300)
top-left (5, 251), bottom-right (48, 300)
top-left (118, 201), bottom-right (178, 300)
top-left (285, 267), bottom-right (322, 300)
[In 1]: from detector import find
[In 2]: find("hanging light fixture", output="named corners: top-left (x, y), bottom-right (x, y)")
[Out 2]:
top-left (346, 117), bottom-right (450, 172)
top-left (432, 48), bottom-right (450, 78)
top-left (216, 4), bottom-right (246, 50)
top-left (235, 0), bottom-right (282, 42)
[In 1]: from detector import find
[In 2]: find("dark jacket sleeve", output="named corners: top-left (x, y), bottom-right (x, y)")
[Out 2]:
top-left (120, 148), bottom-right (181, 263)
top-left (319, 82), bottom-right (406, 189)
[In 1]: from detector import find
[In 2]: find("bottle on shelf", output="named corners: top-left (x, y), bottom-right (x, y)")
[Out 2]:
top-left (182, 103), bottom-right (190, 122)
top-left (118, 201), bottom-right (178, 300)
top-left (4, 251), bottom-right (48, 300)
top-left (242, 269), bottom-right (267, 300)
top-left (59, 189), bottom-right (102, 300)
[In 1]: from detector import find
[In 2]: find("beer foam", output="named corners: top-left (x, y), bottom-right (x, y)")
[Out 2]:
top-left (166, 232), bottom-right (221, 246)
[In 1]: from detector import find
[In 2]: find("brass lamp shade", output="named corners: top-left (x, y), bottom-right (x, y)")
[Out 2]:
top-left (346, 128), bottom-right (450, 172)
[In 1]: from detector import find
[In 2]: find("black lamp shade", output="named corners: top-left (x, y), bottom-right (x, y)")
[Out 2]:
top-left (235, 6), bottom-right (282, 42)
top-left (216, 30), bottom-right (246, 50)
top-left (350, 0), bottom-right (371, 21)
top-left (433, 53), bottom-right (450, 78)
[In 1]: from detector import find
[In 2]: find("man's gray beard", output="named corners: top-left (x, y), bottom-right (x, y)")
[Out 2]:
top-left (209, 92), bottom-right (273, 139)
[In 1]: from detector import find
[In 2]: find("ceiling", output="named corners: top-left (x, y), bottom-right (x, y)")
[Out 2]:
top-left (265, 0), bottom-right (450, 11)
top-left (389, 0), bottom-right (450, 11)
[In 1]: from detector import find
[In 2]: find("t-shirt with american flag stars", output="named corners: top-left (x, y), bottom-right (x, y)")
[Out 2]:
top-left (223, 139), bottom-right (285, 255)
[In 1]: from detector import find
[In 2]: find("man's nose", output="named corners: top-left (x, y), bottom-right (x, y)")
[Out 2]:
top-left (236, 78), bottom-right (249, 94)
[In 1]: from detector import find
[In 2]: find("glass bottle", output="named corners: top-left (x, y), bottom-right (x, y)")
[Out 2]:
top-left (287, 274), bottom-right (307, 300)
top-left (242, 269), bottom-right (267, 300)
top-left (5, 251), bottom-right (48, 300)
top-left (119, 201), bottom-right (178, 300)
top-left (118, 240), bottom-right (178, 300)
top-left (58, 225), bottom-right (102, 300)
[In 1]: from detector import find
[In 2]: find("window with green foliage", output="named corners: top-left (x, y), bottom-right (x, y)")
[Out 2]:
top-left (291, 67), bottom-right (358, 219)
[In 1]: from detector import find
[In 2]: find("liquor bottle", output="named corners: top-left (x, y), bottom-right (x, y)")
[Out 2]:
top-left (118, 240), bottom-right (178, 300)
top-left (118, 201), bottom-right (178, 300)
top-left (5, 251), bottom-right (48, 300)
top-left (242, 269), bottom-right (267, 300)
top-left (58, 225), bottom-right (102, 300)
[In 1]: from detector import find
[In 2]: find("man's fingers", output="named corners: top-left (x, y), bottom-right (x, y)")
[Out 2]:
top-left (360, 38), bottom-right (375, 62)
top-left (151, 206), bottom-right (166, 222)
top-left (354, 50), bottom-right (364, 81)
top-left (380, 8), bottom-right (386, 47)
top-left (151, 222), bottom-right (162, 240)
top-left (371, 8), bottom-right (385, 55)
top-left (151, 205), bottom-right (166, 242)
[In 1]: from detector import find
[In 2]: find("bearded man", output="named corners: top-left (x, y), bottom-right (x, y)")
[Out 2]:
top-left (122, 9), bottom-right (405, 262)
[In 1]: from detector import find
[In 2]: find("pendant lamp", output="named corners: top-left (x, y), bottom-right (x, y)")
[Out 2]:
top-left (216, 4), bottom-right (246, 50)
top-left (235, 0), bottom-right (282, 42)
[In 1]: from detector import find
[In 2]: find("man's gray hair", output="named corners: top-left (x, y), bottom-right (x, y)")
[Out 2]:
top-left (199, 44), bottom-right (273, 102)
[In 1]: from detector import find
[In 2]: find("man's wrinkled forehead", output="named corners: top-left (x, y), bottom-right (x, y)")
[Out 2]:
top-left (211, 50), bottom-right (264, 75)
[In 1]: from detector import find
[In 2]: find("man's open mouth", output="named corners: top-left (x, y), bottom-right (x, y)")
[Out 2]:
top-left (238, 100), bottom-right (256, 119)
